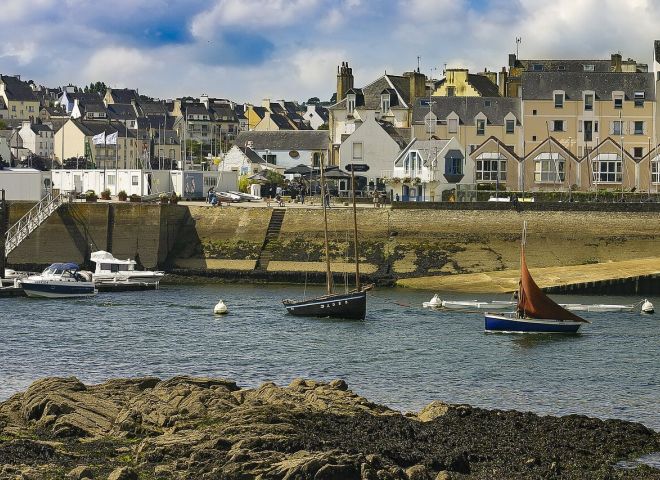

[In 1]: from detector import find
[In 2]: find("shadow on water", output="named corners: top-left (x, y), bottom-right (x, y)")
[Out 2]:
top-left (509, 332), bottom-right (585, 349)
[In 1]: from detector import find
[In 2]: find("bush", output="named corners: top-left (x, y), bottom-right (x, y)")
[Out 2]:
top-left (169, 192), bottom-right (180, 204)
top-left (159, 193), bottom-right (169, 204)
top-left (101, 189), bottom-right (111, 200)
top-left (129, 194), bottom-right (141, 203)
top-left (85, 190), bottom-right (97, 202)
top-left (118, 190), bottom-right (128, 201)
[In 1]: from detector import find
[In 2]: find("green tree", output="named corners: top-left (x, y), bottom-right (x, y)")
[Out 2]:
top-left (306, 96), bottom-right (320, 104)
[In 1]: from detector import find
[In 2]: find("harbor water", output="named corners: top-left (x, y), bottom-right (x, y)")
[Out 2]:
top-left (1, 284), bottom-right (658, 430)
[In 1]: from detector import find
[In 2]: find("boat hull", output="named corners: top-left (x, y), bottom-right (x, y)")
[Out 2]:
top-left (283, 291), bottom-right (367, 320)
top-left (22, 281), bottom-right (97, 298)
top-left (484, 313), bottom-right (583, 333)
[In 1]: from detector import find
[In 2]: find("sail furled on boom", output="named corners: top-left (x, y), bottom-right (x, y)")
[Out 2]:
top-left (517, 249), bottom-right (588, 323)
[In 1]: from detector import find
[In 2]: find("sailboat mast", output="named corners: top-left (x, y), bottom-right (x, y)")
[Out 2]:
top-left (350, 167), bottom-right (360, 290)
top-left (319, 156), bottom-right (333, 295)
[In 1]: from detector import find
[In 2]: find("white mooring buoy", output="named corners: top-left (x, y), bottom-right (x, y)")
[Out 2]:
top-left (641, 299), bottom-right (654, 314)
top-left (214, 300), bottom-right (228, 314)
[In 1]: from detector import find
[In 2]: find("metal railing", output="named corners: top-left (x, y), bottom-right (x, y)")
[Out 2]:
top-left (4, 191), bottom-right (71, 256)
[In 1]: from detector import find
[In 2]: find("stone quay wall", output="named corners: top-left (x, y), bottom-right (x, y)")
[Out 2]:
top-left (6, 203), bottom-right (660, 283)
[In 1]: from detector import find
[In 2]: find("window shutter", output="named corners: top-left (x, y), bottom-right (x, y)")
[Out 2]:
top-left (643, 122), bottom-right (647, 135)
top-left (609, 122), bottom-right (613, 135)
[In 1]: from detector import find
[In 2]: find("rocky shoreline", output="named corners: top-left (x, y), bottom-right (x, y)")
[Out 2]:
top-left (0, 377), bottom-right (658, 479)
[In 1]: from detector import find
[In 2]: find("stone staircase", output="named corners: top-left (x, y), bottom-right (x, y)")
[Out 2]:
top-left (255, 208), bottom-right (286, 271)
top-left (4, 191), bottom-right (71, 256)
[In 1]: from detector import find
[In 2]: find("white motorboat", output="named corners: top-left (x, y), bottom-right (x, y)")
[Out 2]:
top-left (423, 295), bottom-right (515, 311)
top-left (228, 191), bottom-right (261, 201)
top-left (90, 251), bottom-right (164, 288)
top-left (559, 303), bottom-right (636, 313)
top-left (21, 263), bottom-right (97, 298)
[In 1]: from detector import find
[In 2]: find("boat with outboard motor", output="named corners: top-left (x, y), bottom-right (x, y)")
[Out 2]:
top-left (21, 263), bottom-right (97, 298)
top-left (90, 251), bottom-right (164, 288)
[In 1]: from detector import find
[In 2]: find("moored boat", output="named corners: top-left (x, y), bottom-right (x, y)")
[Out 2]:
top-left (90, 251), bottom-right (164, 288)
top-left (21, 263), bottom-right (97, 298)
top-left (485, 223), bottom-right (590, 334)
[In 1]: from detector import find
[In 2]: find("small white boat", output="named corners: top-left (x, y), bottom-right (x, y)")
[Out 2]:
top-left (214, 300), bottom-right (228, 314)
top-left (423, 295), bottom-right (515, 311)
top-left (559, 303), bottom-right (636, 313)
top-left (21, 263), bottom-right (97, 298)
top-left (228, 191), bottom-right (261, 201)
top-left (90, 251), bottom-right (164, 288)
top-left (641, 299), bottom-right (654, 314)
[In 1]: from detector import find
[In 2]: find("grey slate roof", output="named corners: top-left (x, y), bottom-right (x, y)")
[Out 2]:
top-left (412, 96), bottom-right (521, 125)
top-left (108, 88), bottom-right (139, 104)
top-left (71, 119), bottom-right (135, 138)
top-left (210, 105), bottom-right (238, 122)
top-left (185, 103), bottom-right (210, 116)
top-left (0, 75), bottom-right (38, 102)
top-left (378, 121), bottom-right (409, 149)
top-left (238, 146), bottom-right (266, 164)
top-left (521, 71), bottom-right (656, 100)
top-left (515, 59), bottom-right (612, 73)
top-left (267, 113), bottom-right (294, 130)
top-left (139, 102), bottom-right (169, 116)
top-left (69, 92), bottom-right (103, 105)
top-left (235, 131), bottom-right (330, 151)
top-left (30, 124), bottom-right (52, 134)
top-left (107, 103), bottom-right (137, 120)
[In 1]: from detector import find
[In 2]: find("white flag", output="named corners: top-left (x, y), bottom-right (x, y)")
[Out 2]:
top-left (106, 132), bottom-right (118, 145)
top-left (92, 132), bottom-right (105, 145)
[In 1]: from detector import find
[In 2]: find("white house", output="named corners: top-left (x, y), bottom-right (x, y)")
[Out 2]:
top-left (389, 137), bottom-right (473, 201)
top-left (303, 104), bottom-right (329, 130)
top-left (338, 116), bottom-right (410, 193)
top-left (221, 145), bottom-right (280, 175)
top-left (18, 122), bottom-right (54, 158)
top-left (234, 130), bottom-right (329, 170)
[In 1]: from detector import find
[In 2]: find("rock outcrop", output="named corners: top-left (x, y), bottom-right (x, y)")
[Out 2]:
top-left (0, 376), bottom-right (658, 479)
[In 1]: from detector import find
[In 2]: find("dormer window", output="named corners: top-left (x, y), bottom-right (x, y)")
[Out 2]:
top-left (448, 118), bottom-right (458, 134)
top-left (554, 91), bottom-right (565, 108)
top-left (347, 94), bottom-right (356, 115)
top-left (447, 86), bottom-right (456, 97)
top-left (613, 93), bottom-right (623, 109)
top-left (584, 92), bottom-right (594, 111)
top-left (634, 91), bottom-right (645, 107)
top-left (476, 119), bottom-right (485, 135)
top-left (381, 94), bottom-right (390, 113)
top-left (583, 64), bottom-right (595, 72)
top-left (532, 64), bottom-right (543, 72)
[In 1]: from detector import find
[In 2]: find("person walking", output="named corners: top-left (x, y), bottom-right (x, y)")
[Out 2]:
top-left (324, 190), bottom-right (330, 208)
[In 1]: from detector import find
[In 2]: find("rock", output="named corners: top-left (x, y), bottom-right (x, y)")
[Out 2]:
top-left (107, 466), bottom-right (138, 480)
top-left (67, 465), bottom-right (93, 479)
top-left (314, 463), bottom-right (360, 480)
top-left (435, 472), bottom-right (451, 480)
top-left (405, 464), bottom-right (432, 480)
top-left (417, 401), bottom-right (449, 422)
top-left (329, 379), bottom-right (348, 391)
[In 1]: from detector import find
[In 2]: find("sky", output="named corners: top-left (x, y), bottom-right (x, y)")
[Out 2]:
top-left (1, 0), bottom-right (659, 104)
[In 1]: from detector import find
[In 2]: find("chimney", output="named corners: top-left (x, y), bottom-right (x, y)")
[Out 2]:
top-left (508, 54), bottom-right (517, 68)
top-left (611, 53), bottom-right (622, 72)
top-left (481, 69), bottom-right (497, 86)
top-left (201, 94), bottom-right (209, 109)
top-left (498, 67), bottom-right (508, 96)
top-left (336, 62), bottom-right (354, 102)
top-left (408, 70), bottom-right (427, 101)
top-left (262, 98), bottom-right (271, 110)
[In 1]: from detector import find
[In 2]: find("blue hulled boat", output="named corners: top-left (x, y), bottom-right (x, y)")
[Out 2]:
top-left (21, 263), bottom-right (97, 298)
top-left (484, 223), bottom-right (590, 334)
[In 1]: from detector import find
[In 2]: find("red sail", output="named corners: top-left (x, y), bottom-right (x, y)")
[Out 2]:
top-left (517, 249), bottom-right (588, 323)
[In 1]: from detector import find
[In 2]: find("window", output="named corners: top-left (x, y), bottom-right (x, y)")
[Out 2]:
top-left (132, 175), bottom-right (139, 186)
top-left (584, 93), bottom-right (594, 111)
top-left (652, 157), bottom-right (660, 183)
top-left (11, 106), bottom-right (15, 112)
top-left (613, 120), bottom-right (623, 135)
top-left (532, 109), bottom-right (537, 116)
top-left (583, 64), bottom-right (595, 71)
top-left (476, 157), bottom-right (506, 181)
top-left (534, 156), bottom-right (565, 182)
top-left (107, 175), bottom-right (116, 186)
top-left (634, 91), bottom-right (645, 107)
top-left (263, 154), bottom-right (276, 164)
top-left (448, 118), bottom-right (458, 133)
top-left (447, 86), bottom-right (456, 97)
top-left (583, 120), bottom-right (593, 141)
top-left (614, 94), bottom-right (623, 109)
top-left (634, 121), bottom-right (644, 135)
top-left (633, 147), bottom-right (643, 159)
top-left (592, 157), bottom-right (622, 182)
top-left (405, 151), bottom-right (419, 173)
top-left (532, 64), bottom-right (543, 72)
top-left (484, 100), bottom-right (491, 107)
top-left (554, 92), bottom-right (564, 108)
top-left (347, 94), bottom-right (356, 115)
top-left (557, 65), bottom-right (566, 71)
top-left (553, 120), bottom-right (564, 132)
top-left (505, 119), bottom-right (515, 134)
top-left (352, 142), bottom-right (363, 161)
top-left (445, 155), bottom-right (463, 175)
top-left (476, 119), bottom-right (485, 135)
top-left (380, 94), bottom-right (390, 113)
top-left (532, 135), bottom-right (537, 141)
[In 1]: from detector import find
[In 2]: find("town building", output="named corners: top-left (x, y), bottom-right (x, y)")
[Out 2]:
top-left (235, 130), bottom-right (330, 170)
top-left (18, 122), bottom-right (54, 159)
top-left (0, 75), bottom-right (39, 121)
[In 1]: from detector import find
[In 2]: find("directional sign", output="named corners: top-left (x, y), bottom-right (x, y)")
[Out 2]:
top-left (345, 163), bottom-right (370, 172)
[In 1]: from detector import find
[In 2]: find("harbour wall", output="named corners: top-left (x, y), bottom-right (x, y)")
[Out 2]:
top-left (5, 203), bottom-right (660, 288)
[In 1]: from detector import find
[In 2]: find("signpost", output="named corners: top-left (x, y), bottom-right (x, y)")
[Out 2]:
top-left (345, 163), bottom-right (369, 173)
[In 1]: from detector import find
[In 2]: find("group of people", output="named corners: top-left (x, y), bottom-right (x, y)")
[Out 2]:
top-left (206, 187), bottom-right (221, 207)
top-left (372, 190), bottom-right (387, 208)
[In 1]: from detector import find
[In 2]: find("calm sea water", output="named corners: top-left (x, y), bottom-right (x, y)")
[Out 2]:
top-left (1, 285), bottom-right (658, 429)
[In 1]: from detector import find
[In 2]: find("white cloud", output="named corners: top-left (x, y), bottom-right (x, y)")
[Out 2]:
top-left (0, 0), bottom-right (56, 23)
top-left (191, 0), bottom-right (321, 38)
top-left (0, 42), bottom-right (37, 66)
top-left (290, 48), bottom-right (346, 91)
top-left (83, 47), bottom-right (161, 87)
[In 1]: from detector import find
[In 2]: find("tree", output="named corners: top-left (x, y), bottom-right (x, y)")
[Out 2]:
top-left (85, 81), bottom-right (107, 95)
top-left (306, 96), bottom-right (320, 105)
top-left (0, 120), bottom-right (6, 130)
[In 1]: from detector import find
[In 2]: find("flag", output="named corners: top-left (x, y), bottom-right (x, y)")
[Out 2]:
top-left (92, 132), bottom-right (105, 145)
top-left (106, 132), bottom-right (118, 145)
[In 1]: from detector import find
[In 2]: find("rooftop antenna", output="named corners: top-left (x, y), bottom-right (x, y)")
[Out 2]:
top-left (443, 63), bottom-right (447, 75)
top-left (516, 37), bottom-right (522, 58)
top-left (417, 56), bottom-right (421, 73)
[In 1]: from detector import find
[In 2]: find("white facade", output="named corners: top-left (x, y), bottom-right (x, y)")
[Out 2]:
top-left (221, 146), bottom-right (282, 174)
top-left (0, 168), bottom-right (52, 201)
top-left (0, 136), bottom-right (10, 164)
top-left (304, 105), bottom-right (327, 130)
top-left (51, 169), bottom-right (173, 196)
top-left (390, 137), bottom-right (473, 201)
top-left (170, 170), bottom-right (238, 199)
top-left (18, 122), bottom-right (54, 158)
